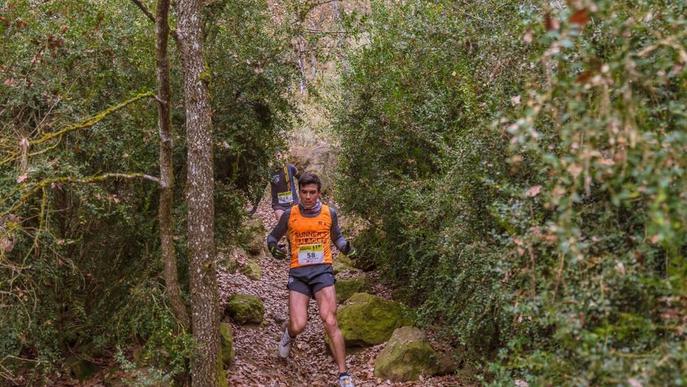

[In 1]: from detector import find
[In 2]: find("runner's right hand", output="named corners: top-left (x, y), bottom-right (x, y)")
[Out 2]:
top-left (269, 244), bottom-right (287, 260)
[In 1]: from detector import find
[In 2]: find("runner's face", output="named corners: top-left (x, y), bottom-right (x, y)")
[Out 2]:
top-left (299, 184), bottom-right (320, 208)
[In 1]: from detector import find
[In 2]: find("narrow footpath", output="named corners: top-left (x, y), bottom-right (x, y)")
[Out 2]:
top-left (217, 191), bottom-right (467, 386)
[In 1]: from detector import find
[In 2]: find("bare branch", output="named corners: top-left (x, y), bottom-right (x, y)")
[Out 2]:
top-left (130, 0), bottom-right (156, 23)
top-left (130, 0), bottom-right (180, 42)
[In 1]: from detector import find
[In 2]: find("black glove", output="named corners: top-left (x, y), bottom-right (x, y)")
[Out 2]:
top-left (268, 243), bottom-right (287, 260)
top-left (343, 241), bottom-right (358, 258)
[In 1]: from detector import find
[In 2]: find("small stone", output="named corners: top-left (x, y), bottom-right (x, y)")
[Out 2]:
top-left (271, 312), bottom-right (286, 324)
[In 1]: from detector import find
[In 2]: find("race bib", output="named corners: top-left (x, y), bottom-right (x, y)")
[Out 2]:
top-left (278, 191), bottom-right (293, 205)
top-left (298, 243), bottom-right (324, 265)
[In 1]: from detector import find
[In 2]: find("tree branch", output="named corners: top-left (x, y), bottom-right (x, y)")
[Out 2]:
top-left (2, 173), bottom-right (160, 219)
top-left (32, 91), bottom-right (155, 146)
top-left (130, 0), bottom-right (156, 23)
top-left (130, 0), bottom-right (180, 42)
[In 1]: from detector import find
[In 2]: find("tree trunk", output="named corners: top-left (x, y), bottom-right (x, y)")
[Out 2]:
top-left (175, 0), bottom-right (220, 385)
top-left (156, 0), bottom-right (190, 331)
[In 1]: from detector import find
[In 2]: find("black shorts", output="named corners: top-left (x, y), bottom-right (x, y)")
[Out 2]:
top-left (287, 264), bottom-right (335, 298)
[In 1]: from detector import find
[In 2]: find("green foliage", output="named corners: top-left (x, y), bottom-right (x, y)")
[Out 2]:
top-left (1, 0), bottom-right (296, 382)
top-left (112, 280), bottom-right (194, 377)
top-left (334, 0), bottom-right (687, 384)
top-left (206, 0), bottom-right (298, 212)
top-left (334, 0), bottom-right (537, 360)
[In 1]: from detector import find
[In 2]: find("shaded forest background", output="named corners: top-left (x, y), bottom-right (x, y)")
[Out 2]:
top-left (1, 0), bottom-right (686, 385)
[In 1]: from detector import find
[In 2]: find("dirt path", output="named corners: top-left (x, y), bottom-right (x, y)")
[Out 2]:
top-left (217, 193), bottom-right (467, 386)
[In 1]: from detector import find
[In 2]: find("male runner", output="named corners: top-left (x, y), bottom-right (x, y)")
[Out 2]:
top-left (266, 172), bottom-right (356, 387)
top-left (269, 160), bottom-right (299, 221)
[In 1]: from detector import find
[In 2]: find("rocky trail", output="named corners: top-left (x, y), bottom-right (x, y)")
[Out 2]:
top-left (217, 191), bottom-right (468, 386)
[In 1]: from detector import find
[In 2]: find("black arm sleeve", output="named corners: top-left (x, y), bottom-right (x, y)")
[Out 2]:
top-left (290, 164), bottom-right (300, 180)
top-left (269, 177), bottom-right (279, 208)
top-left (267, 209), bottom-right (291, 248)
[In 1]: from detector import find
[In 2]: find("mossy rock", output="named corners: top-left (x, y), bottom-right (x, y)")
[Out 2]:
top-left (337, 293), bottom-right (411, 346)
top-left (373, 327), bottom-right (440, 381)
top-left (335, 277), bottom-right (369, 304)
top-left (222, 248), bottom-right (244, 274)
top-left (219, 322), bottom-right (235, 366)
top-left (246, 235), bottom-right (267, 257)
top-left (240, 259), bottom-right (262, 281)
top-left (244, 218), bottom-right (267, 256)
top-left (226, 294), bottom-right (264, 325)
top-left (333, 254), bottom-right (357, 274)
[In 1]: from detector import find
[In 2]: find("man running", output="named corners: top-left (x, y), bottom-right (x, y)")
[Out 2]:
top-left (266, 172), bottom-right (356, 387)
top-left (269, 159), bottom-right (299, 222)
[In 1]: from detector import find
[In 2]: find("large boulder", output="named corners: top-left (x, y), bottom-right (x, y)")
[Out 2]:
top-left (374, 327), bottom-right (442, 381)
top-left (219, 322), bottom-right (235, 366)
top-left (337, 293), bottom-right (410, 346)
top-left (226, 294), bottom-right (264, 325)
top-left (240, 259), bottom-right (262, 281)
top-left (335, 277), bottom-right (369, 304)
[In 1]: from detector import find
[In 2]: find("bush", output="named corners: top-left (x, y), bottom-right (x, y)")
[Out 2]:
top-left (0, 0), bottom-right (296, 381)
top-left (334, 0), bottom-right (687, 384)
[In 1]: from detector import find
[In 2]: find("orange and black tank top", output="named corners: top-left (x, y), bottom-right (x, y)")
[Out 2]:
top-left (287, 204), bottom-right (332, 269)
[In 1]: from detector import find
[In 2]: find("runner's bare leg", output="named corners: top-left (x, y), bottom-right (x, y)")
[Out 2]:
top-left (315, 285), bottom-right (346, 372)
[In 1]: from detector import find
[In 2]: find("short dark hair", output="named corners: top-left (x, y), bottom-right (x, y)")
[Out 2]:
top-left (298, 172), bottom-right (321, 191)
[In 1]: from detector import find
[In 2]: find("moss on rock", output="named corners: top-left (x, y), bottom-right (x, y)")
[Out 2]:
top-left (226, 294), bottom-right (264, 325)
top-left (337, 293), bottom-right (410, 346)
top-left (335, 277), bottom-right (369, 304)
top-left (374, 327), bottom-right (440, 381)
top-left (240, 259), bottom-right (262, 280)
top-left (65, 356), bottom-right (98, 381)
top-left (244, 218), bottom-right (267, 256)
top-left (333, 254), bottom-right (357, 274)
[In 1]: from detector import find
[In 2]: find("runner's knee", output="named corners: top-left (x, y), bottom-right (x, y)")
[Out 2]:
top-left (290, 317), bottom-right (307, 335)
top-left (320, 312), bottom-right (338, 330)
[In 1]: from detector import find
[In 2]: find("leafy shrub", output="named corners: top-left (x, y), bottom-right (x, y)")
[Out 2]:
top-left (334, 0), bottom-right (687, 384)
top-left (0, 0), bottom-right (296, 381)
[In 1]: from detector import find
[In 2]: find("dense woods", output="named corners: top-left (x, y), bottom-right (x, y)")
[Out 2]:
top-left (335, 1), bottom-right (686, 384)
top-left (1, 0), bottom-right (685, 385)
